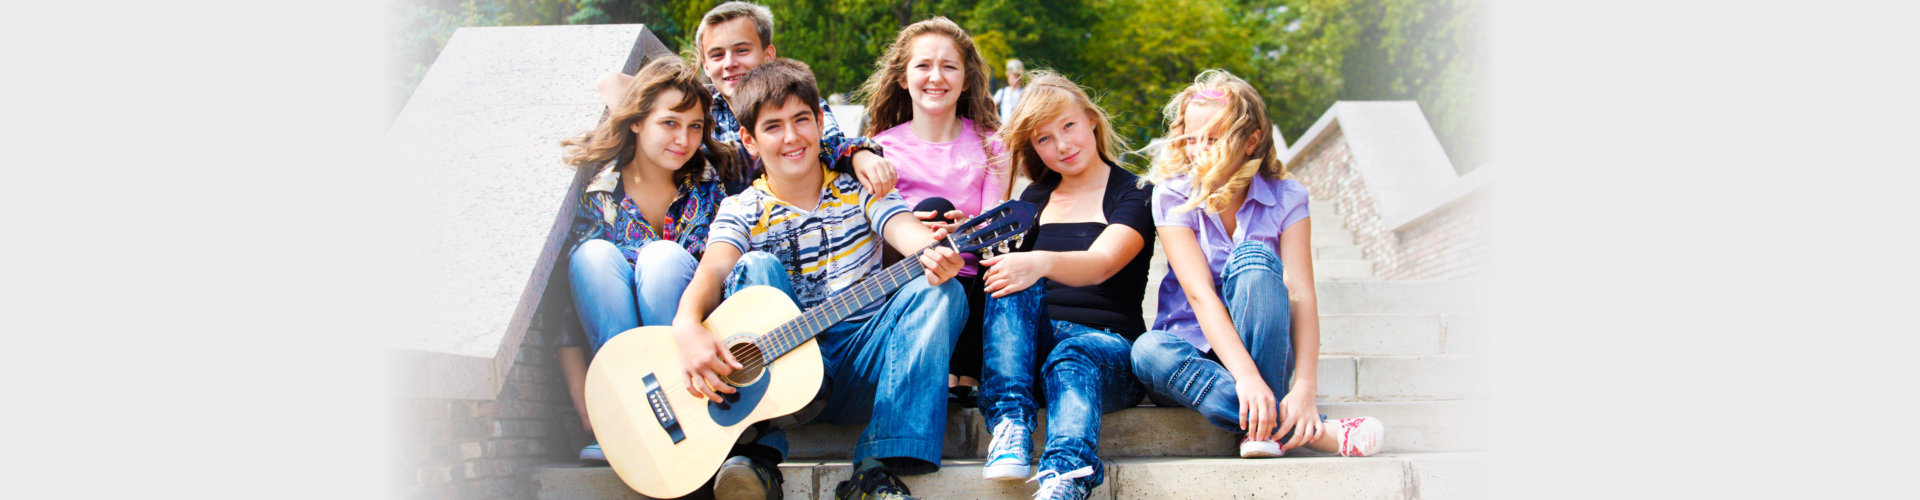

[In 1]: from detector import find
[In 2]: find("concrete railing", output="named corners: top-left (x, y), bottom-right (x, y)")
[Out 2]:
top-left (1284, 101), bottom-right (1490, 280)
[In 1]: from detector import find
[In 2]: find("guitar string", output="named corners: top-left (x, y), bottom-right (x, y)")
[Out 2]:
top-left (711, 215), bottom-right (1016, 374)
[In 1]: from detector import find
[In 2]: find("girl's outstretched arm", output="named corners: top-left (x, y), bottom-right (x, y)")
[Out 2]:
top-left (980, 224), bottom-right (1144, 297)
top-left (1160, 225), bottom-right (1281, 441)
top-left (1274, 217), bottom-right (1325, 450)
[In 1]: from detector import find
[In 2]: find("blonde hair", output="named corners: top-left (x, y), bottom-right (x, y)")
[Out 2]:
top-left (561, 56), bottom-right (742, 185)
top-left (857, 17), bottom-right (1000, 140)
top-left (1144, 69), bottom-right (1284, 214)
top-left (694, 1), bottom-right (775, 51)
top-left (997, 69), bottom-right (1128, 184)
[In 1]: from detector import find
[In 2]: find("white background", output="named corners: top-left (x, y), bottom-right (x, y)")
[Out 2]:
top-left (1, 0), bottom-right (1916, 497)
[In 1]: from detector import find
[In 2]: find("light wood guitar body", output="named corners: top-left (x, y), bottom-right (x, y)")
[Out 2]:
top-left (583, 285), bottom-right (822, 498)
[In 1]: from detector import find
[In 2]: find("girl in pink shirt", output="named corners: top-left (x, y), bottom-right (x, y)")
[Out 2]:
top-left (857, 16), bottom-right (1013, 402)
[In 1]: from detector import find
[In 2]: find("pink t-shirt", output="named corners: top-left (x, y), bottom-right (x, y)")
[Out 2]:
top-left (873, 118), bottom-right (1010, 277)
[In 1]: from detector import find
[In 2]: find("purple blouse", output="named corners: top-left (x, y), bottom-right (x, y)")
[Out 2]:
top-left (1149, 174), bottom-right (1311, 352)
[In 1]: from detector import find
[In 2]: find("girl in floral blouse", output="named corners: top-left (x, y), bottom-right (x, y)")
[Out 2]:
top-left (555, 56), bottom-right (744, 462)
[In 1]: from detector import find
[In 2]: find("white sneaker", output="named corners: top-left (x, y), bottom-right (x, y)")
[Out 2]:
top-left (982, 418), bottom-right (1031, 480)
top-left (1028, 466), bottom-right (1094, 500)
top-left (1238, 435), bottom-right (1284, 458)
top-left (1333, 417), bottom-right (1385, 457)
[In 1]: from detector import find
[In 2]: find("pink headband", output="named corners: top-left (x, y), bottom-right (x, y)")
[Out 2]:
top-left (1191, 89), bottom-right (1225, 101)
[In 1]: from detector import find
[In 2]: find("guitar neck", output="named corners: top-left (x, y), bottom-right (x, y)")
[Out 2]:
top-left (749, 245), bottom-right (939, 362)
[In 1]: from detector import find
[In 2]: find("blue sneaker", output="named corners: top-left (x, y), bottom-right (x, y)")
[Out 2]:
top-left (982, 418), bottom-right (1030, 480)
top-left (579, 442), bottom-right (606, 462)
top-left (1027, 466), bottom-right (1094, 500)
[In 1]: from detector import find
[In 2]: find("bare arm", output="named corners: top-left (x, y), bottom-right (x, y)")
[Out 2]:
top-left (980, 156), bottom-right (1013, 208)
top-left (882, 212), bottom-right (964, 286)
top-left (670, 242), bottom-right (745, 403)
top-left (596, 72), bottom-right (632, 109)
top-left (980, 224), bottom-right (1144, 297)
top-left (1274, 217), bottom-right (1325, 450)
top-left (1159, 225), bottom-right (1280, 440)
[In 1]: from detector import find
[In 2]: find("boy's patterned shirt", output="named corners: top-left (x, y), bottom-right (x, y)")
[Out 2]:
top-left (707, 168), bottom-right (911, 322)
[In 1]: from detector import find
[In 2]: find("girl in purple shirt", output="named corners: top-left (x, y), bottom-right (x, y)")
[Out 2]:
top-left (1132, 69), bottom-right (1385, 459)
top-left (856, 17), bottom-right (1014, 403)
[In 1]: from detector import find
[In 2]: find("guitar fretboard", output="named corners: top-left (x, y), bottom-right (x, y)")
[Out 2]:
top-left (747, 246), bottom-right (934, 363)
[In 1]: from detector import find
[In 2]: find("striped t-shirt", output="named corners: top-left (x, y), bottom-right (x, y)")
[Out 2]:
top-left (708, 169), bottom-right (912, 321)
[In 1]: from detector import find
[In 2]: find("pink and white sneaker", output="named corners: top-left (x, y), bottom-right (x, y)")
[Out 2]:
top-left (1238, 435), bottom-right (1284, 458)
top-left (1333, 417), bottom-right (1385, 457)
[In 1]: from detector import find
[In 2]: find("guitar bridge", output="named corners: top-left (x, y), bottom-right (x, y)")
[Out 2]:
top-left (642, 373), bottom-right (685, 444)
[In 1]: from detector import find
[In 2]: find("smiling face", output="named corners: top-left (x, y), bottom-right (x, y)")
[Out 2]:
top-left (900, 34), bottom-right (967, 119)
top-left (701, 17), bottom-right (776, 99)
top-left (740, 95), bottom-right (823, 181)
top-left (1033, 108), bottom-right (1099, 178)
top-left (626, 88), bottom-right (704, 173)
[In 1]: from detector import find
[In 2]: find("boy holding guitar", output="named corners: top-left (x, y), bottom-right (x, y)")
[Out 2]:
top-left (671, 58), bottom-right (965, 500)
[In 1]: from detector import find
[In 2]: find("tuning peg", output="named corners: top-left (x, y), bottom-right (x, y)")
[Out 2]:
top-left (1012, 233), bottom-right (1025, 248)
top-left (980, 246), bottom-right (997, 260)
top-left (997, 240), bottom-right (1011, 255)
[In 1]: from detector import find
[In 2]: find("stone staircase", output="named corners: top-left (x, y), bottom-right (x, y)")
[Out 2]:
top-left (534, 204), bottom-right (1488, 499)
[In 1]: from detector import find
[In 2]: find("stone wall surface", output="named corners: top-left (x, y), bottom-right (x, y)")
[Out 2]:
top-left (395, 297), bottom-right (590, 500)
top-left (389, 24), bottom-right (651, 500)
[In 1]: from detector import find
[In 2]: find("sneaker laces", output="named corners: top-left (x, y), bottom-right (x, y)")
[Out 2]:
top-left (1027, 466), bottom-right (1094, 500)
top-left (988, 419), bottom-right (1026, 460)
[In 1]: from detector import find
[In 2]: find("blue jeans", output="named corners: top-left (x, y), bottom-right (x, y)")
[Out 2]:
top-left (569, 239), bottom-right (698, 353)
top-left (979, 281), bottom-right (1145, 486)
top-left (1131, 242), bottom-right (1302, 440)
top-left (728, 251), bottom-right (965, 474)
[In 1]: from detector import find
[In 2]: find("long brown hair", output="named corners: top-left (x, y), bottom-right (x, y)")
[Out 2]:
top-left (996, 70), bottom-right (1129, 184)
top-left (561, 56), bottom-right (741, 185)
top-left (1144, 69), bottom-right (1284, 214)
top-left (857, 17), bottom-right (1000, 143)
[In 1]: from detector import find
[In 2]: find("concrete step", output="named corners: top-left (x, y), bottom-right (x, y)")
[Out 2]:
top-left (1314, 244), bottom-right (1363, 260)
top-left (1320, 355), bottom-right (1483, 402)
top-left (1321, 313), bottom-right (1486, 357)
top-left (1314, 281), bottom-right (1485, 315)
top-left (1310, 229), bottom-right (1354, 247)
top-left (1315, 259), bottom-right (1375, 280)
top-left (533, 452), bottom-right (1488, 499)
top-left (785, 400), bottom-right (1485, 461)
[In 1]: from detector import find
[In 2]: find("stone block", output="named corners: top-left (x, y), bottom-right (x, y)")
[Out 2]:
top-left (1110, 456), bottom-right (1405, 499)
top-left (1321, 401), bottom-right (1486, 452)
top-left (1321, 314), bottom-right (1444, 356)
top-left (1441, 313), bottom-right (1488, 355)
top-left (1316, 259), bottom-right (1375, 280)
top-left (1312, 229), bottom-right (1356, 246)
top-left (788, 408), bottom-right (981, 459)
top-left (1315, 245), bottom-right (1364, 260)
top-left (1317, 356), bottom-right (1358, 401)
top-left (1408, 452), bottom-right (1490, 500)
top-left (1316, 281), bottom-right (1485, 315)
top-left (1355, 356), bottom-right (1481, 401)
top-left (811, 460), bottom-right (1115, 500)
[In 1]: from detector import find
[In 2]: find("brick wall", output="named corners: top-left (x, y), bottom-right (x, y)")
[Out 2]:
top-left (395, 272), bottom-right (589, 499)
top-left (1291, 121), bottom-right (1489, 281)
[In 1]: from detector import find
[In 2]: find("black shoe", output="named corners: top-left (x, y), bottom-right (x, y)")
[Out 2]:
top-left (948, 385), bottom-right (978, 409)
top-left (833, 458), bottom-right (917, 500)
top-left (714, 455), bottom-right (782, 500)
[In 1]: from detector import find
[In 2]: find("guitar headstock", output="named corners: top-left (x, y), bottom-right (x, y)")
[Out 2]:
top-left (948, 200), bottom-right (1038, 256)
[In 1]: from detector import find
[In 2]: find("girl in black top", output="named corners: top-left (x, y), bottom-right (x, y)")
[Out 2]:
top-left (972, 70), bottom-right (1156, 500)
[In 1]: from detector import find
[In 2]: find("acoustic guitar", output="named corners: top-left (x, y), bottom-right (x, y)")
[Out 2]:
top-left (584, 200), bottom-right (1037, 498)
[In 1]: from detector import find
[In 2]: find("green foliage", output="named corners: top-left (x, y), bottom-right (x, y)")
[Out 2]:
top-left (388, 0), bottom-right (1488, 170)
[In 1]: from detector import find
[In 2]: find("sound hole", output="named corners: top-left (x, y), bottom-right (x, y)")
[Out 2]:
top-left (724, 340), bottom-right (766, 387)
